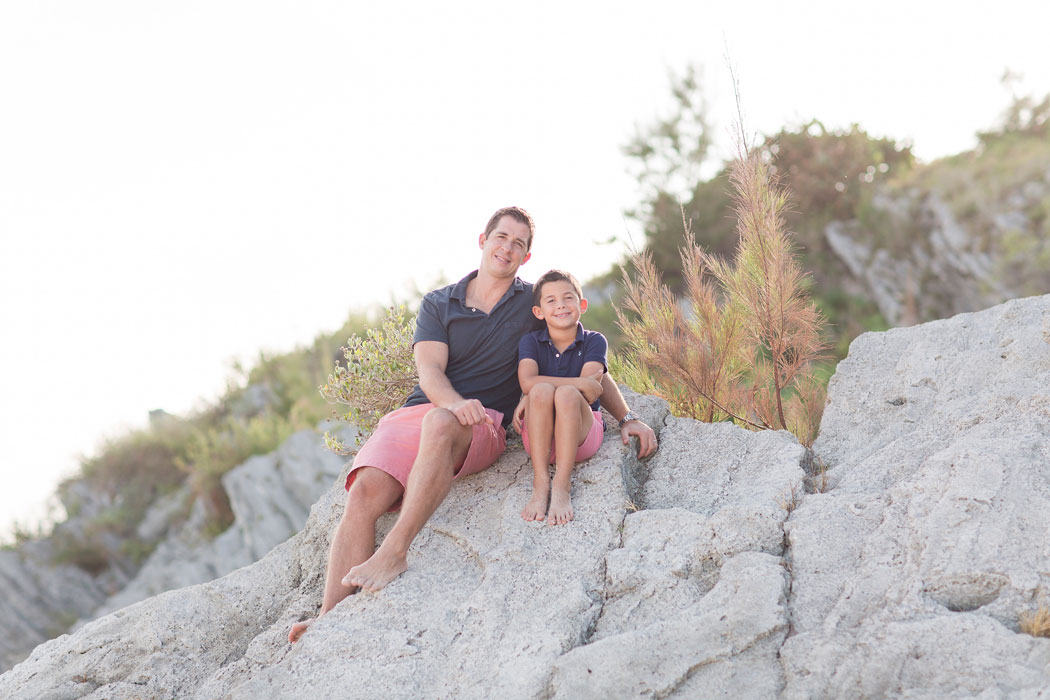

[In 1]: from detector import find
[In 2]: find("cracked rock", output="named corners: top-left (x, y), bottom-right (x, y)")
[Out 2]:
top-left (782, 294), bottom-right (1050, 698)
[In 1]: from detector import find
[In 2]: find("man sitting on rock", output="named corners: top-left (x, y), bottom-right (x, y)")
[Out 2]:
top-left (289, 206), bottom-right (657, 643)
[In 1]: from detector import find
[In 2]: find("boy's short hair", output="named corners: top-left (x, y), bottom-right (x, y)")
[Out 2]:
top-left (533, 269), bottom-right (583, 306)
top-left (483, 206), bottom-right (535, 251)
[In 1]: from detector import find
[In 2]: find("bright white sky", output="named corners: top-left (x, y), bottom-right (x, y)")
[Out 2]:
top-left (2, 0), bottom-right (1049, 539)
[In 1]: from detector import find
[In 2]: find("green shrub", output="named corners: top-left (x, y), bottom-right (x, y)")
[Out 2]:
top-left (320, 306), bottom-right (418, 454)
top-left (176, 412), bottom-right (297, 532)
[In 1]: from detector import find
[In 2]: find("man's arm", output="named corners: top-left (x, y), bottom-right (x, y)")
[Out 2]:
top-left (415, 340), bottom-right (493, 427)
top-left (599, 373), bottom-right (658, 458)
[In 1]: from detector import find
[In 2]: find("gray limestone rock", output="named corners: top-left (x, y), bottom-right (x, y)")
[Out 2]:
top-left (6, 391), bottom-right (815, 700)
top-left (781, 293), bottom-right (1050, 698)
top-left (551, 419), bottom-right (805, 699)
top-left (0, 541), bottom-right (110, 673)
top-left (9, 284), bottom-right (1050, 700)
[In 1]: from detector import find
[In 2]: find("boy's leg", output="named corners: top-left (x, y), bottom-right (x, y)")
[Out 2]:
top-left (522, 382), bottom-right (556, 521)
top-left (548, 385), bottom-right (596, 526)
top-left (345, 407), bottom-right (474, 591)
top-left (289, 467), bottom-right (403, 642)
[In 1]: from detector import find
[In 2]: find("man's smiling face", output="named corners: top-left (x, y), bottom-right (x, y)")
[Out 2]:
top-left (478, 215), bottom-right (532, 278)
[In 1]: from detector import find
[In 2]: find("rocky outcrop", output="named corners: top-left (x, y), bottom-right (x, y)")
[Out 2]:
top-left (825, 169), bottom-right (1050, 327)
top-left (781, 293), bottom-right (1050, 697)
top-left (4, 293), bottom-right (1050, 698)
top-left (0, 541), bottom-right (110, 673)
top-left (0, 425), bottom-right (353, 674)
top-left (84, 428), bottom-right (352, 622)
top-left (0, 391), bottom-right (817, 699)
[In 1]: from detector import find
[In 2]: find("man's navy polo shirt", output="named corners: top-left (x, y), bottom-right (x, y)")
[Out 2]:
top-left (517, 323), bottom-right (608, 412)
top-left (404, 270), bottom-right (543, 425)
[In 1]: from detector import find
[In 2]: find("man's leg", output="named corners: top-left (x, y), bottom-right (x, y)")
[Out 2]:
top-left (548, 385), bottom-right (595, 526)
top-left (521, 382), bottom-right (555, 521)
top-left (289, 467), bottom-right (403, 642)
top-left (345, 408), bottom-right (474, 591)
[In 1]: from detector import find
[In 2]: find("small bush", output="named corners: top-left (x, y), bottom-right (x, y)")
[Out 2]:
top-left (320, 306), bottom-right (418, 454)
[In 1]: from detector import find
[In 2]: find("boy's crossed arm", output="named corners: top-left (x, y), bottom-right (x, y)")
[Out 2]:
top-left (517, 358), bottom-right (604, 400)
top-left (513, 358), bottom-right (604, 432)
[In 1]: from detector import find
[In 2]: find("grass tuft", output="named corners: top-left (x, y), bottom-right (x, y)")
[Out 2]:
top-left (1020, 604), bottom-right (1050, 638)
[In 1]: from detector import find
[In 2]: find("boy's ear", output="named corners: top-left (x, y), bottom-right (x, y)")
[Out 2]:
top-left (532, 305), bottom-right (544, 320)
top-left (579, 298), bottom-right (588, 313)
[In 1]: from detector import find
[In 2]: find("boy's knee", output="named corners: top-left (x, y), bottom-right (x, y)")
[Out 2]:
top-left (554, 384), bottom-right (582, 406)
top-left (531, 382), bottom-right (556, 404)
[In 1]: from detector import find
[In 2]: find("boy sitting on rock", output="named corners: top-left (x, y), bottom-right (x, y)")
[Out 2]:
top-left (513, 269), bottom-right (607, 525)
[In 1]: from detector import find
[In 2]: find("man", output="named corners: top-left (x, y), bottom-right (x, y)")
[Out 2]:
top-left (289, 206), bottom-right (657, 643)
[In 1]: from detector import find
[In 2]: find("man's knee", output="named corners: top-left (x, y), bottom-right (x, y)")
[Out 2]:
top-left (345, 469), bottom-right (402, 519)
top-left (420, 408), bottom-right (472, 444)
top-left (531, 382), bottom-right (555, 405)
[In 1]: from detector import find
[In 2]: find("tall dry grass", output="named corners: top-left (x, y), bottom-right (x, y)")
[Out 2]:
top-left (617, 136), bottom-right (829, 446)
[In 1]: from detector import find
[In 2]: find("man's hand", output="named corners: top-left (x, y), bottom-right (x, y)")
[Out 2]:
top-left (512, 395), bottom-right (528, 434)
top-left (621, 419), bottom-right (658, 458)
top-left (447, 398), bottom-right (494, 427)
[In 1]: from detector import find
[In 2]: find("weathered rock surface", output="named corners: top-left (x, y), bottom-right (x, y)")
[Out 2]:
top-left (6, 293), bottom-right (1050, 699)
top-left (0, 541), bottom-right (110, 673)
top-left (0, 391), bottom-right (814, 699)
top-left (781, 293), bottom-right (1050, 697)
top-left (551, 422), bottom-right (805, 699)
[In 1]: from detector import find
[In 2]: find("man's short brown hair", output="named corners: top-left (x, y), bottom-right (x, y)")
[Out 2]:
top-left (483, 206), bottom-right (535, 251)
top-left (533, 269), bottom-right (582, 306)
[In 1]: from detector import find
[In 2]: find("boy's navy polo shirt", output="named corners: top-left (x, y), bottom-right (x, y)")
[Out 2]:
top-left (517, 323), bottom-right (608, 412)
top-left (404, 270), bottom-right (543, 426)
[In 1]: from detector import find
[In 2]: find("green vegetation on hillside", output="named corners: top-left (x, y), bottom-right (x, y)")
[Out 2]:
top-left (42, 309), bottom-right (384, 570)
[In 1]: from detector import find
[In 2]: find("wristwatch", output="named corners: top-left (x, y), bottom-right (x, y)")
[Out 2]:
top-left (618, 410), bottom-right (639, 428)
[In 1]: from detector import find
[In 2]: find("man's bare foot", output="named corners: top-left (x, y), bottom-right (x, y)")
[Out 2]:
top-left (343, 550), bottom-right (407, 592)
top-left (521, 480), bottom-right (550, 521)
top-left (547, 486), bottom-right (574, 526)
top-left (288, 617), bottom-right (315, 643)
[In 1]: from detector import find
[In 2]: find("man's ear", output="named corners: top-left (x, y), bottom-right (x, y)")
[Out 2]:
top-left (521, 251), bottom-right (532, 265)
top-left (478, 232), bottom-right (487, 249)
top-left (532, 305), bottom-right (544, 320)
top-left (579, 298), bottom-right (588, 313)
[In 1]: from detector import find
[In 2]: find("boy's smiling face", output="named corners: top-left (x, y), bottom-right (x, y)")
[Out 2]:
top-left (532, 279), bottom-right (587, 331)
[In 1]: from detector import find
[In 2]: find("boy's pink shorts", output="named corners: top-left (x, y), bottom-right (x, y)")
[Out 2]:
top-left (520, 410), bottom-right (605, 465)
top-left (346, 402), bottom-right (506, 512)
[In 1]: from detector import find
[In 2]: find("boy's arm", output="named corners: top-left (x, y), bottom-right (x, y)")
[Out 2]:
top-left (416, 340), bottom-right (493, 426)
top-left (517, 359), bottom-right (604, 404)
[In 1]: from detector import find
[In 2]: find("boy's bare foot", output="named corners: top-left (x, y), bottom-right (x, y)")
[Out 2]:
top-left (288, 618), bottom-right (315, 643)
top-left (521, 481), bottom-right (550, 521)
top-left (547, 487), bottom-right (574, 526)
top-left (343, 550), bottom-right (407, 592)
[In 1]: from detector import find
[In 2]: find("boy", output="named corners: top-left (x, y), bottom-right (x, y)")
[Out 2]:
top-left (515, 269), bottom-right (607, 525)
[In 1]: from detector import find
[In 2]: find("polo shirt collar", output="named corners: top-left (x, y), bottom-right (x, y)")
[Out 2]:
top-left (537, 322), bottom-right (585, 345)
top-left (450, 270), bottom-right (526, 301)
